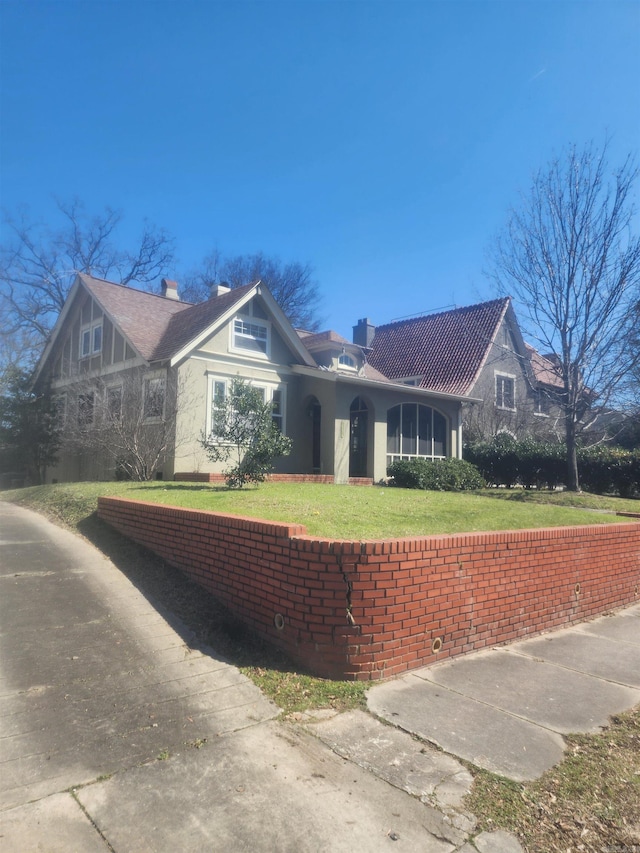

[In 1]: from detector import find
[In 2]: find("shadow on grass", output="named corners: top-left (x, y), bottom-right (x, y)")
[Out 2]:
top-left (126, 483), bottom-right (232, 493)
top-left (76, 511), bottom-right (303, 677)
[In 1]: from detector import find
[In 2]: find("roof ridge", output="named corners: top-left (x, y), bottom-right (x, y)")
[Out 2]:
top-left (376, 296), bottom-right (509, 331)
top-left (79, 272), bottom-right (195, 305)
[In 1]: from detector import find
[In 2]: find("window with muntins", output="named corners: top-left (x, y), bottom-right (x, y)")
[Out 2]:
top-left (338, 353), bottom-right (356, 369)
top-left (387, 404), bottom-right (447, 463)
top-left (80, 322), bottom-right (103, 358)
top-left (144, 376), bottom-right (166, 420)
top-left (106, 386), bottom-right (123, 421)
top-left (78, 392), bottom-right (94, 427)
top-left (233, 318), bottom-right (269, 354)
top-left (208, 377), bottom-right (285, 437)
top-left (495, 374), bottom-right (516, 410)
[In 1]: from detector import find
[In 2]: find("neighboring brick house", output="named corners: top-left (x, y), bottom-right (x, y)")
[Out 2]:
top-left (34, 274), bottom-right (470, 483)
top-left (360, 297), bottom-right (565, 443)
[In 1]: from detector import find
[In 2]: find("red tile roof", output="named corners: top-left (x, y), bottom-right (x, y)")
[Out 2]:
top-left (368, 298), bottom-right (510, 395)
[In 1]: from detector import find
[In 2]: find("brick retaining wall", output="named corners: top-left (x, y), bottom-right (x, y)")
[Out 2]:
top-left (174, 473), bottom-right (373, 486)
top-left (97, 496), bottom-right (640, 680)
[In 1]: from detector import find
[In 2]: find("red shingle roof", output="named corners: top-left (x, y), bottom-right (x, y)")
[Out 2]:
top-left (79, 274), bottom-right (255, 362)
top-left (79, 274), bottom-right (192, 361)
top-left (151, 283), bottom-right (255, 360)
top-left (300, 329), bottom-right (352, 349)
top-left (368, 298), bottom-right (510, 395)
top-left (526, 344), bottom-right (564, 390)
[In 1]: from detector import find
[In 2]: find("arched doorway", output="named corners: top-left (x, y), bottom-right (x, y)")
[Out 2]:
top-left (349, 396), bottom-right (369, 477)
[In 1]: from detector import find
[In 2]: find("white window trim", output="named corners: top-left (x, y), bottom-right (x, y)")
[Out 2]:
top-left (143, 372), bottom-right (166, 422)
top-left (399, 376), bottom-right (422, 387)
top-left (207, 375), bottom-right (286, 439)
top-left (229, 314), bottom-right (271, 360)
top-left (495, 372), bottom-right (516, 411)
top-left (338, 353), bottom-right (357, 370)
top-left (386, 403), bottom-right (448, 465)
top-left (80, 321), bottom-right (103, 359)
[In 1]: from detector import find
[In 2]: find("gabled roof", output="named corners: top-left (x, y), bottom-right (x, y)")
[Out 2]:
top-left (154, 283), bottom-right (256, 361)
top-left (368, 298), bottom-right (511, 395)
top-left (79, 274), bottom-right (193, 361)
top-left (36, 273), bottom-right (317, 380)
top-left (526, 344), bottom-right (564, 390)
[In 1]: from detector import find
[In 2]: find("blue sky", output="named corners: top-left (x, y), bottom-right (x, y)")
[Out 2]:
top-left (1, 0), bottom-right (639, 337)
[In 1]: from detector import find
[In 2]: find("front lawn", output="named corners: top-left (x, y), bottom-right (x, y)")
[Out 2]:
top-left (1, 480), bottom-right (637, 538)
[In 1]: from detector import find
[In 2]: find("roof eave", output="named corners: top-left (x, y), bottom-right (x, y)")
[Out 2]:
top-left (169, 283), bottom-right (318, 369)
top-left (292, 364), bottom-right (473, 403)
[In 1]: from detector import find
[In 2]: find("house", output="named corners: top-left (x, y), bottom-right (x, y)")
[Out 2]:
top-left (34, 274), bottom-right (471, 484)
top-left (361, 297), bottom-right (565, 442)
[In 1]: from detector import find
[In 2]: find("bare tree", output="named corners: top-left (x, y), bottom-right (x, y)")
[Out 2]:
top-left (488, 142), bottom-right (640, 490)
top-left (0, 199), bottom-right (175, 358)
top-left (58, 367), bottom-right (192, 481)
top-left (182, 250), bottom-right (323, 330)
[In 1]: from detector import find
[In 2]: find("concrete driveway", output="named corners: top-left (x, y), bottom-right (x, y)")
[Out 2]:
top-left (1, 501), bottom-right (518, 853)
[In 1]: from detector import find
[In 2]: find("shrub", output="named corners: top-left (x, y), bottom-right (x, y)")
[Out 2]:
top-left (578, 446), bottom-right (640, 498)
top-left (199, 378), bottom-right (292, 488)
top-left (464, 437), bottom-right (639, 496)
top-left (387, 458), bottom-right (485, 491)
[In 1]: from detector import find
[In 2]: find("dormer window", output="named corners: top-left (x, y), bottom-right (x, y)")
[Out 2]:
top-left (338, 353), bottom-right (356, 369)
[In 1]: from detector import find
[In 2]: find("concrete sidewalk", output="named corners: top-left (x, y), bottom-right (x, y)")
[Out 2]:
top-left (368, 604), bottom-right (640, 781)
top-left (1, 501), bottom-right (638, 851)
top-left (0, 501), bottom-right (520, 853)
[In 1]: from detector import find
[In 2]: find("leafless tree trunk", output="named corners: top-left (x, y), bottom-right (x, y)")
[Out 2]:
top-left (488, 142), bottom-right (640, 490)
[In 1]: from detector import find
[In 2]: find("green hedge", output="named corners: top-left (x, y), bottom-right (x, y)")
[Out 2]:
top-left (387, 458), bottom-right (485, 491)
top-left (464, 435), bottom-right (640, 496)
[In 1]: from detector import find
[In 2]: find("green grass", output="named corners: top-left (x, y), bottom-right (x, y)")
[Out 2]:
top-left (465, 707), bottom-right (640, 851)
top-left (1, 480), bottom-right (636, 539)
top-left (2, 478), bottom-right (638, 845)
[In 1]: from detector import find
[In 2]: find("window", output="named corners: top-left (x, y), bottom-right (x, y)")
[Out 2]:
top-left (144, 375), bottom-right (166, 420)
top-left (52, 394), bottom-right (66, 425)
top-left (208, 377), bottom-right (285, 437)
top-left (534, 389), bottom-right (549, 416)
top-left (271, 388), bottom-right (284, 432)
top-left (78, 392), bottom-right (94, 427)
top-left (232, 318), bottom-right (269, 355)
top-left (338, 353), bottom-right (356, 369)
top-left (80, 322), bottom-right (103, 358)
top-left (495, 373), bottom-right (516, 410)
top-left (106, 386), bottom-right (123, 421)
top-left (387, 404), bottom-right (447, 463)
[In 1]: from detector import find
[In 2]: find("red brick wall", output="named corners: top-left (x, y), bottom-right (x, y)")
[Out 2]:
top-left (97, 497), bottom-right (640, 681)
top-left (174, 473), bottom-right (336, 484)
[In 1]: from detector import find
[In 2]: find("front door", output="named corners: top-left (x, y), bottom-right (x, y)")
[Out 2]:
top-left (349, 397), bottom-right (368, 478)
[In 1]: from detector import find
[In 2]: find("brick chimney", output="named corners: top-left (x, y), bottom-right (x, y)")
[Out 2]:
top-left (353, 317), bottom-right (375, 348)
top-left (161, 278), bottom-right (180, 300)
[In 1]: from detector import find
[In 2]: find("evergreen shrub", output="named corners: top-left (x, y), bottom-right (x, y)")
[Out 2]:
top-left (387, 458), bottom-right (485, 491)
